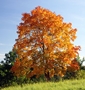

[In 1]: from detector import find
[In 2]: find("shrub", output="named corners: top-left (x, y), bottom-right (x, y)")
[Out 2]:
top-left (76, 70), bottom-right (85, 79)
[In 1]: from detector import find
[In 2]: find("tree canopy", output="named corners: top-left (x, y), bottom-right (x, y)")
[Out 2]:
top-left (11, 6), bottom-right (80, 79)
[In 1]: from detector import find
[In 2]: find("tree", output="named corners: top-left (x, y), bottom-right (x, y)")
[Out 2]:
top-left (11, 6), bottom-right (80, 79)
top-left (0, 51), bottom-right (17, 87)
top-left (3, 51), bottom-right (17, 66)
top-left (76, 55), bottom-right (85, 70)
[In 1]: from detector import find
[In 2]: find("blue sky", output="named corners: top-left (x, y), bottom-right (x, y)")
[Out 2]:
top-left (0, 0), bottom-right (85, 61)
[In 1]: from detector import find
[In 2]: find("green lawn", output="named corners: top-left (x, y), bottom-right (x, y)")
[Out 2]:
top-left (1, 79), bottom-right (85, 90)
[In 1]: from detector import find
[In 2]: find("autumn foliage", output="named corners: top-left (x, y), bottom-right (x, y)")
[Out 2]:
top-left (11, 6), bottom-right (80, 79)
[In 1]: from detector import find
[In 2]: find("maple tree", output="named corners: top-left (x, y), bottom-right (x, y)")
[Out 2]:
top-left (11, 6), bottom-right (80, 79)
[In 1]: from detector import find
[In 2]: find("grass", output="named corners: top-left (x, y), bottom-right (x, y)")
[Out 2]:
top-left (1, 79), bottom-right (85, 90)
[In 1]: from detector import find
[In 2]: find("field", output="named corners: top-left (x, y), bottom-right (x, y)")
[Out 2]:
top-left (1, 79), bottom-right (85, 90)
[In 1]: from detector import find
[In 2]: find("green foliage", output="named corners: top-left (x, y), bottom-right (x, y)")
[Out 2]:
top-left (0, 51), bottom-right (17, 87)
top-left (0, 64), bottom-right (13, 87)
top-left (64, 69), bottom-right (85, 80)
top-left (76, 70), bottom-right (85, 79)
top-left (31, 75), bottom-right (46, 83)
top-left (16, 76), bottom-right (29, 86)
top-left (76, 55), bottom-right (85, 69)
top-left (3, 50), bottom-right (17, 66)
top-left (64, 71), bottom-right (78, 79)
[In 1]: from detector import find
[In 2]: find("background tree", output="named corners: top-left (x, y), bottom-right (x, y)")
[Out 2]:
top-left (0, 51), bottom-right (17, 87)
top-left (76, 55), bottom-right (85, 70)
top-left (11, 6), bottom-right (80, 80)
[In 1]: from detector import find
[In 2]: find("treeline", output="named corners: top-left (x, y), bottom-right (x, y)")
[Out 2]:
top-left (0, 51), bottom-right (85, 88)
